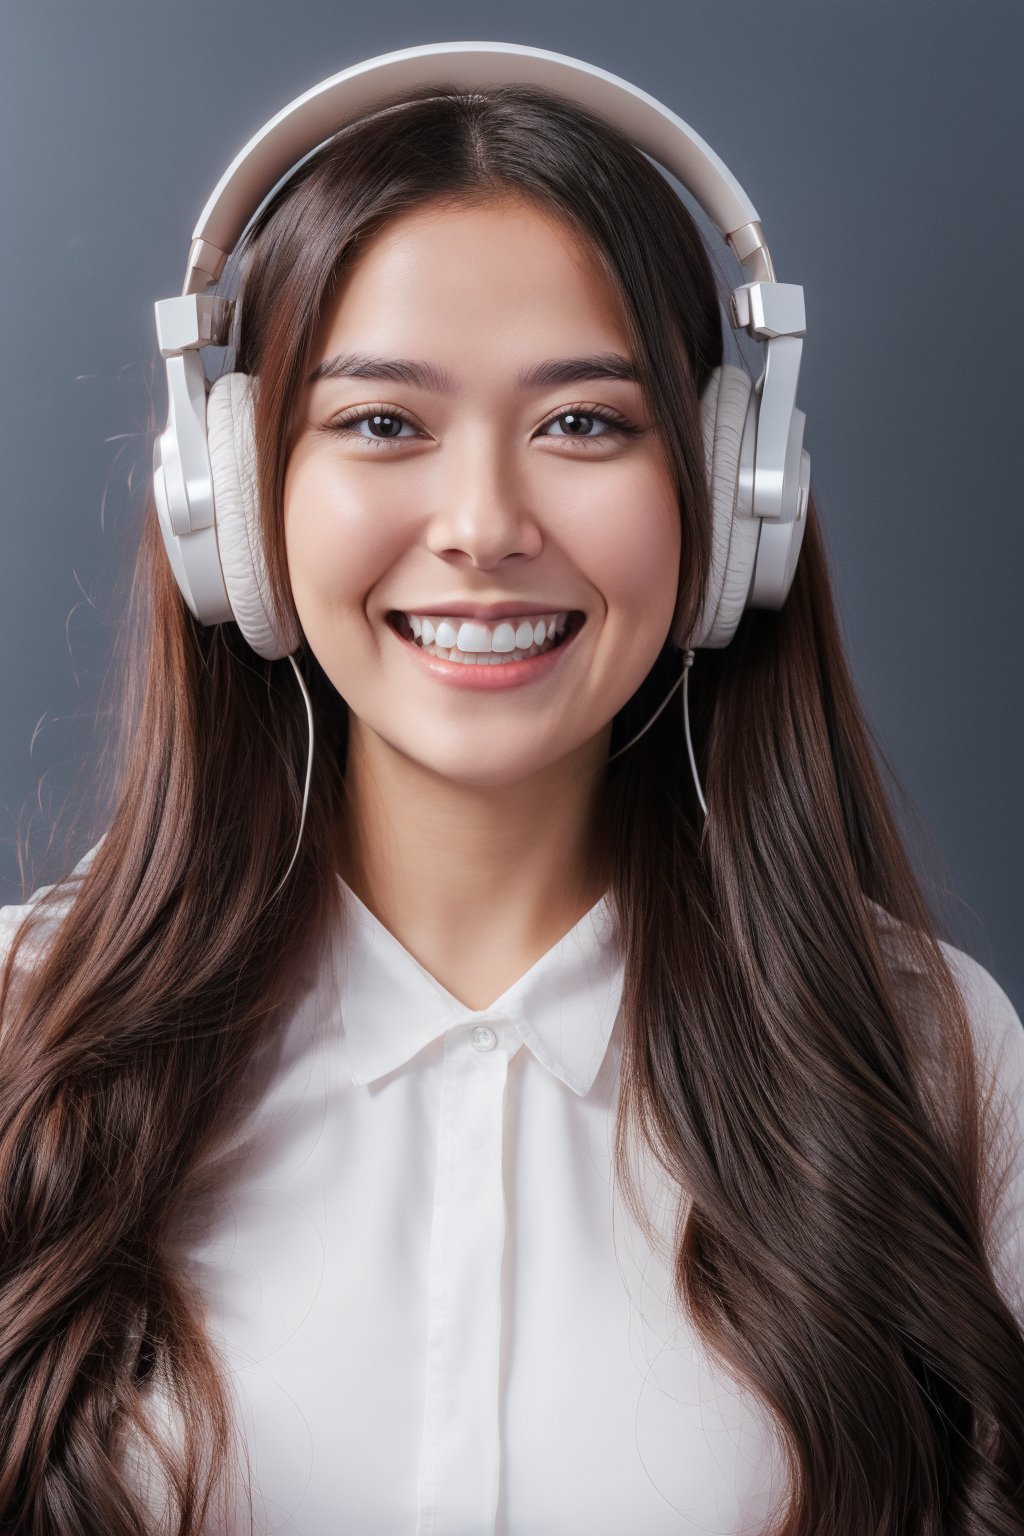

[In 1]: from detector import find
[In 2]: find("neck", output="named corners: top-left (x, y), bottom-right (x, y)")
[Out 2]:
top-left (333, 720), bottom-right (610, 1006)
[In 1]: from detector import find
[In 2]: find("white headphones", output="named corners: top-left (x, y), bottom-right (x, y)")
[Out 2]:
top-left (152, 39), bottom-right (810, 665)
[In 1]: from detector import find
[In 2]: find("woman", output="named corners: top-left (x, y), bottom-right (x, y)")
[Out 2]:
top-left (1, 47), bottom-right (1022, 1536)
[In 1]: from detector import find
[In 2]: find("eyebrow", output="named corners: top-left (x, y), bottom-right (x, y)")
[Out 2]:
top-left (305, 350), bottom-right (641, 390)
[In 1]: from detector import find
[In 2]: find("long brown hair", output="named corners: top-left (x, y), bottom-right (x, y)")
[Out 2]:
top-left (2, 82), bottom-right (1022, 1536)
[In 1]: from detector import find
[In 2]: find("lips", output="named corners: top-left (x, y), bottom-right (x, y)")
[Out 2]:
top-left (386, 605), bottom-right (586, 691)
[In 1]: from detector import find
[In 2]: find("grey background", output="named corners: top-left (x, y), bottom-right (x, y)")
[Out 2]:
top-left (1, 1), bottom-right (1021, 1010)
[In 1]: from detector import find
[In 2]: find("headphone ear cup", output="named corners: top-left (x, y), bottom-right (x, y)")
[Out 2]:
top-left (675, 363), bottom-right (756, 651)
top-left (206, 372), bottom-right (302, 660)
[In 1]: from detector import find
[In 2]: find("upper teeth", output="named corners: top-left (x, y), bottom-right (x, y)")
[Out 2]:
top-left (402, 611), bottom-right (572, 653)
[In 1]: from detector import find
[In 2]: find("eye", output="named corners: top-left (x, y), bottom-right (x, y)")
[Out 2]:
top-left (536, 405), bottom-right (643, 448)
top-left (324, 405), bottom-right (422, 448)
top-left (543, 411), bottom-right (607, 436)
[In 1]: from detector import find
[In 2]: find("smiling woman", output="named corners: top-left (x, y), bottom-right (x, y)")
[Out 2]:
top-left (283, 193), bottom-right (681, 921)
top-left (1, 40), bottom-right (1022, 1536)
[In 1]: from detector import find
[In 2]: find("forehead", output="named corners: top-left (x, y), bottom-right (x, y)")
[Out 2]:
top-left (313, 195), bottom-right (633, 359)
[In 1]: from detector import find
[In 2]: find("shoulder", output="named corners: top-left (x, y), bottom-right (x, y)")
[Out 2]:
top-left (936, 938), bottom-right (1024, 1081)
top-left (931, 935), bottom-right (1023, 1324)
top-left (868, 898), bottom-right (1023, 1073)
top-left (0, 837), bottom-right (106, 990)
top-left (868, 900), bottom-right (1024, 1322)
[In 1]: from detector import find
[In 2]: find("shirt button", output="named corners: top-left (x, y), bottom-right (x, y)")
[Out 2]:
top-left (469, 1024), bottom-right (497, 1052)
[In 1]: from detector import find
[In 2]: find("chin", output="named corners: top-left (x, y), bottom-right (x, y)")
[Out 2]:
top-left (397, 738), bottom-right (572, 789)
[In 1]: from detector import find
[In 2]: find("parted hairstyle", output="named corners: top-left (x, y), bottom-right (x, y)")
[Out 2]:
top-left (1, 82), bottom-right (1023, 1536)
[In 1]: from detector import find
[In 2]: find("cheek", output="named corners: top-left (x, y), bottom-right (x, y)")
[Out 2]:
top-left (283, 455), bottom-right (407, 608)
top-left (574, 467), bottom-right (681, 624)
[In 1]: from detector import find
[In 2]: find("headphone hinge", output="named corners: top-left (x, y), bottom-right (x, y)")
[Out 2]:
top-left (730, 281), bottom-right (806, 340)
top-left (155, 293), bottom-right (234, 357)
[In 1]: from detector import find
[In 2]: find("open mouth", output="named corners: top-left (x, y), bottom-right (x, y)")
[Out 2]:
top-left (386, 610), bottom-right (586, 663)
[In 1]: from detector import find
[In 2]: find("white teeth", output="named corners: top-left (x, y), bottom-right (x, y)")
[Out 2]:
top-left (455, 620), bottom-right (496, 653)
top-left (398, 610), bottom-right (573, 658)
top-left (399, 611), bottom-right (574, 654)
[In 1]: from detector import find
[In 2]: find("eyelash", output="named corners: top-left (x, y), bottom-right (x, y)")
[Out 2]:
top-left (323, 402), bottom-right (644, 451)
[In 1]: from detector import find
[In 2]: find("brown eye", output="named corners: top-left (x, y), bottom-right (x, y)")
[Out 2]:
top-left (327, 406), bottom-right (420, 445)
top-left (361, 413), bottom-right (405, 438)
top-left (543, 411), bottom-right (609, 438)
top-left (538, 405), bottom-right (643, 445)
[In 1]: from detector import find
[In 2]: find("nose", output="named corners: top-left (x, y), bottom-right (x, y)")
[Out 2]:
top-left (423, 429), bottom-right (544, 570)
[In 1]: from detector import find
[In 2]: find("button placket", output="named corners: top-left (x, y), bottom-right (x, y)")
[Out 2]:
top-left (415, 1016), bottom-right (511, 1535)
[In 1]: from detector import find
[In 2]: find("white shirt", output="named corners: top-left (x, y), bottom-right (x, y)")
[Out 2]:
top-left (3, 849), bottom-right (1023, 1534)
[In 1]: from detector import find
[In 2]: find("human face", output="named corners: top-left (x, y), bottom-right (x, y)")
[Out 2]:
top-left (283, 195), bottom-right (681, 789)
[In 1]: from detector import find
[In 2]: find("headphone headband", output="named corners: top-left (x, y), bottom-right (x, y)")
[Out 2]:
top-left (180, 39), bottom-right (776, 297)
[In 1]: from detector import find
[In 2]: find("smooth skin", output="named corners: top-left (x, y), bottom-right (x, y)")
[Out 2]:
top-left (284, 193), bottom-right (681, 1009)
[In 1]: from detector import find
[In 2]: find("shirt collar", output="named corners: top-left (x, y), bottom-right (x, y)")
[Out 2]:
top-left (329, 877), bottom-right (625, 1097)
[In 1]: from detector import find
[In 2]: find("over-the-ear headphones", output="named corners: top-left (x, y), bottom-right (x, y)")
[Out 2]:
top-left (152, 39), bottom-right (810, 665)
